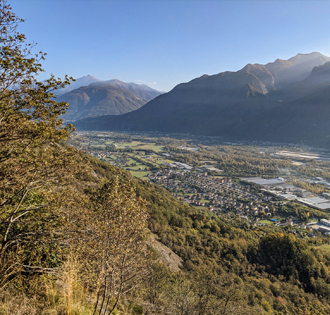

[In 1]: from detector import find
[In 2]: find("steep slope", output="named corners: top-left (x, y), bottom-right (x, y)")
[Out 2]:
top-left (74, 52), bottom-right (330, 146)
top-left (230, 61), bottom-right (330, 146)
top-left (232, 85), bottom-right (330, 146)
top-left (58, 81), bottom-right (163, 121)
top-left (293, 61), bottom-right (330, 97)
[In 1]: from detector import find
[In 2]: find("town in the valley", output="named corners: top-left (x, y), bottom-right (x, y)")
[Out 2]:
top-left (70, 131), bottom-right (330, 238)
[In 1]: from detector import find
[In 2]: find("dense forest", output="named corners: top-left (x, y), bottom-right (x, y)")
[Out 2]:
top-left (1, 1), bottom-right (330, 314)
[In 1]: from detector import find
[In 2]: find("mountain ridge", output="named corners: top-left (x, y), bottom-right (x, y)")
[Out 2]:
top-left (74, 52), bottom-right (330, 147)
top-left (58, 78), bottom-right (163, 121)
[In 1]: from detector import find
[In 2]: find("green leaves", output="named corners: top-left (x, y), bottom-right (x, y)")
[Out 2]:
top-left (0, 0), bottom-right (80, 289)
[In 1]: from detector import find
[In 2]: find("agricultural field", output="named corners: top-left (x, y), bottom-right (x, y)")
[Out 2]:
top-left (70, 131), bottom-right (330, 186)
top-left (258, 220), bottom-right (274, 225)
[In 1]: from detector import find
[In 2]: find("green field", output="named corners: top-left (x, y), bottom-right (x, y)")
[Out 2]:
top-left (90, 144), bottom-right (106, 149)
top-left (129, 170), bottom-right (151, 179)
top-left (194, 206), bottom-right (210, 211)
top-left (258, 220), bottom-right (273, 225)
top-left (146, 145), bottom-right (164, 152)
top-left (128, 164), bottom-right (145, 170)
top-left (110, 141), bottom-right (165, 152)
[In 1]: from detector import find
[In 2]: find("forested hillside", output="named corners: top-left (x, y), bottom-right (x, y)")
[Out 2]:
top-left (91, 158), bottom-right (330, 314)
top-left (0, 3), bottom-right (150, 314)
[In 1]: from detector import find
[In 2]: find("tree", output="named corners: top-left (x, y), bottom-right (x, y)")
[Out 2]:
top-left (0, 0), bottom-right (78, 288)
top-left (76, 178), bottom-right (150, 315)
top-left (164, 274), bottom-right (196, 315)
top-left (191, 268), bottom-right (249, 315)
top-left (143, 262), bottom-right (170, 307)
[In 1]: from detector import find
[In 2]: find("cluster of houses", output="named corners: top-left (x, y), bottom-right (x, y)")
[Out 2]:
top-left (86, 150), bottom-right (111, 159)
top-left (148, 169), bottom-right (330, 235)
top-left (308, 177), bottom-right (330, 188)
top-left (148, 169), bottom-right (279, 220)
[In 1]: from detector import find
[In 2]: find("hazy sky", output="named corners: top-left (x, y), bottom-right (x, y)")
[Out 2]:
top-left (10, 0), bottom-right (330, 92)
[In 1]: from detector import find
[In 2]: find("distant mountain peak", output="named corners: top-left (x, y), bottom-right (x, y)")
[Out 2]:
top-left (288, 51), bottom-right (327, 65)
top-left (263, 52), bottom-right (330, 85)
top-left (57, 76), bottom-right (162, 98)
top-left (58, 77), bottom-right (163, 121)
top-left (273, 58), bottom-right (284, 64)
top-left (55, 75), bottom-right (102, 96)
top-left (83, 74), bottom-right (101, 80)
top-left (106, 79), bottom-right (122, 83)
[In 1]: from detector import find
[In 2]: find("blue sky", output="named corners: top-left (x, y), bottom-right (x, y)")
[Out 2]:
top-left (10, 0), bottom-right (330, 92)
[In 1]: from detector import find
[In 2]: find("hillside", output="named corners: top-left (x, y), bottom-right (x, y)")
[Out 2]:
top-left (58, 80), bottom-right (163, 121)
top-left (5, 1), bottom-right (330, 313)
top-left (87, 156), bottom-right (330, 314)
top-left (75, 52), bottom-right (330, 147)
top-left (232, 84), bottom-right (330, 146)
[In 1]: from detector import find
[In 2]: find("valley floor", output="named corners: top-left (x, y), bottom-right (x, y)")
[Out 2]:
top-left (70, 131), bottom-right (330, 238)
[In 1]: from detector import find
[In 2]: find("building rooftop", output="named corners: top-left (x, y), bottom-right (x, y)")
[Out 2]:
top-left (279, 194), bottom-right (297, 200)
top-left (240, 177), bottom-right (285, 186)
top-left (297, 196), bottom-right (330, 209)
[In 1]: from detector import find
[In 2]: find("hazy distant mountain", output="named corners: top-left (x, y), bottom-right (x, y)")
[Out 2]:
top-left (102, 80), bottom-right (162, 100)
top-left (58, 80), bottom-right (163, 121)
top-left (56, 75), bottom-right (102, 96)
top-left (293, 61), bottom-right (330, 97)
top-left (74, 52), bottom-right (330, 147)
top-left (232, 61), bottom-right (330, 146)
top-left (264, 52), bottom-right (330, 88)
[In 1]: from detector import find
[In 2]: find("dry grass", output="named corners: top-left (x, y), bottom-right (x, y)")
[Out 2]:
top-left (0, 291), bottom-right (38, 315)
top-left (0, 254), bottom-right (94, 315)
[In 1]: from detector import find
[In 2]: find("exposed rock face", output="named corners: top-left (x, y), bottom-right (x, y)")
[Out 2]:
top-left (146, 234), bottom-right (182, 272)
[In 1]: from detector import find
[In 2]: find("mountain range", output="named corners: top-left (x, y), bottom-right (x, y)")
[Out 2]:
top-left (74, 52), bottom-right (330, 147)
top-left (57, 77), bottom-right (163, 121)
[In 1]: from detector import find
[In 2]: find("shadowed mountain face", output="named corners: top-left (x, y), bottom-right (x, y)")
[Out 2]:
top-left (58, 80), bottom-right (163, 121)
top-left (231, 85), bottom-right (330, 147)
top-left (74, 52), bottom-right (330, 147)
